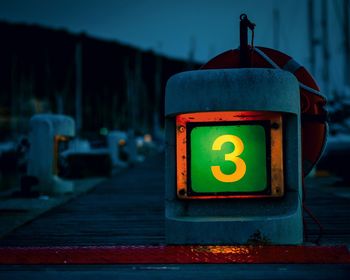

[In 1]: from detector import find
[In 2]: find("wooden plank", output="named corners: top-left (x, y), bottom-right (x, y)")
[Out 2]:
top-left (0, 153), bottom-right (349, 246)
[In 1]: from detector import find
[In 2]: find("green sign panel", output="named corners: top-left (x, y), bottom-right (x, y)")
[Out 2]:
top-left (190, 124), bottom-right (267, 193)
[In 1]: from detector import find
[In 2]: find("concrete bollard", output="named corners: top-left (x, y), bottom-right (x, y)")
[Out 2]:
top-left (126, 130), bottom-right (140, 164)
top-left (165, 68), bottom-right (303, 245)
top-left (27, 114), bottom-right (75, 194)
top-left (107, 131), bottom-right (128, 167)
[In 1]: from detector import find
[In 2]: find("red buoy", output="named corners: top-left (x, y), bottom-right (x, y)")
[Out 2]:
top-left (201, 46), bottom-right (328, 176)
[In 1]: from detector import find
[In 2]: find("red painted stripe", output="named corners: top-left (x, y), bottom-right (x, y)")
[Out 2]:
top-left (0, 245), bottom-right (349, 265)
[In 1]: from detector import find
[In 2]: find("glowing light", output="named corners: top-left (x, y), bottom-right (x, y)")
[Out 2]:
top-left (176, 111), bottom-right (284, 199)
top-left (144, 134), bottom-right (152, 143)
top-left (191, 125), bottom-right (266, 193)
top-left (118, 139), bottom-right (126, 146)
top-left (211, 134), bottom-right (246, 183)
top-left (100, 127), bottom-right (109, 136)
top-left (191, 246), bottom-right (250, 255)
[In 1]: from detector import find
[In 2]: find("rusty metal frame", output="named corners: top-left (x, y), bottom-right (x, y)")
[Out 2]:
top-left (176, 111), bottom-right (284, 199)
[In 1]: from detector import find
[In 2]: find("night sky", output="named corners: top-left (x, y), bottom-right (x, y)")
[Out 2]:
top-left (0, 0), bottom-right (346, 94)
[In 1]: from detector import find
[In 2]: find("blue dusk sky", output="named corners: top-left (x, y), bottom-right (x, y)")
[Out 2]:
top-left (0, 0), bottom-right (347, 94)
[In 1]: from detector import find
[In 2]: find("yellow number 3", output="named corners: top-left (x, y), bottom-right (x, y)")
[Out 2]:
top-left (211, 135), bottom-right (246, 183)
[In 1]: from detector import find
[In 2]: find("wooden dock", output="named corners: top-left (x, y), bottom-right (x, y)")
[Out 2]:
top-left (0, 153), bottom-right (350, 246)
top-left (0, 154), bottom-right (165, 246)
top-left (0, 153), bottom-right (350, 279)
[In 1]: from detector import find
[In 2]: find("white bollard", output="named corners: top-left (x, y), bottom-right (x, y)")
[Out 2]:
top-left (27, 114), bottom-right (75, 194)
top-left (107, 131), bottom-right (128, 167)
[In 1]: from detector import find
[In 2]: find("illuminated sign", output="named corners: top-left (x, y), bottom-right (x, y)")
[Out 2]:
top-left (176, 111), bottom-right (284, 199)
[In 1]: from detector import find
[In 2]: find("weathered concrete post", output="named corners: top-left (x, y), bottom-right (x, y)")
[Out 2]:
top-left (165, 68), bottom-right (302, 244)
top-left (107, 131), bottom-right (128, 167)
top-left (28, 114), bottom-right (75, 194)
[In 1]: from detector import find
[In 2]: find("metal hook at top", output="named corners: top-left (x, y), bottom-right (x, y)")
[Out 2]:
top-left (239, 14), bottom-right (256, 67)
top-left (240, 14), bottom-right (255, 30)
top-left (240, 13), bottom-right (247, 20)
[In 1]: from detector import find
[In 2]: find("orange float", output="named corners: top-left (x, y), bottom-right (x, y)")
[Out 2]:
top-left (201, 46), bottom-right (328, 176)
